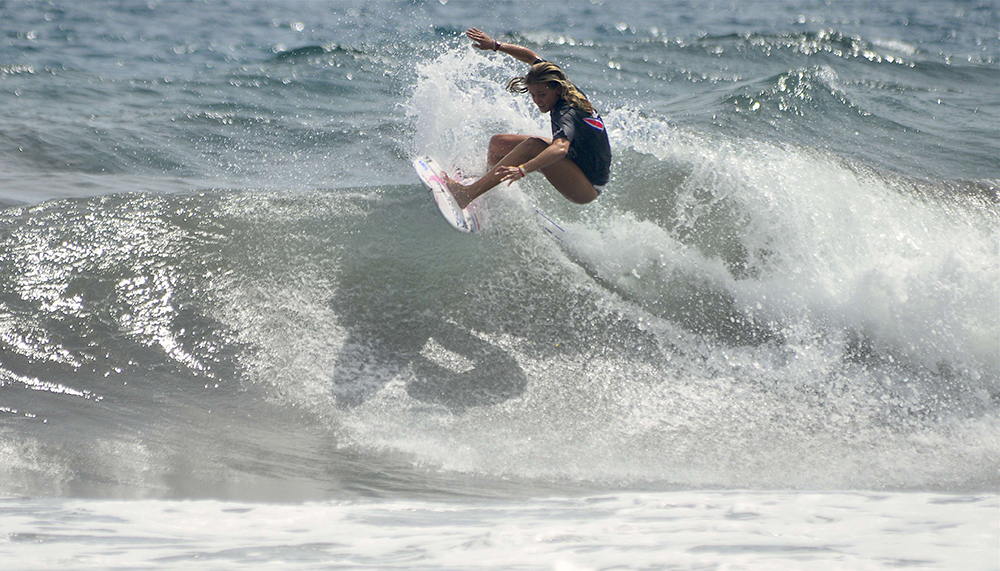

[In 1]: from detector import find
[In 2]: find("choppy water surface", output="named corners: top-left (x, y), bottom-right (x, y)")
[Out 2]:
top-left (1, 1), bottom-right (997, 569)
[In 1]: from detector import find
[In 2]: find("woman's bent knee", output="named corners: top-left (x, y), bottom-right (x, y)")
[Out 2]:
top-left (566, 188), bottom-right (599, 204)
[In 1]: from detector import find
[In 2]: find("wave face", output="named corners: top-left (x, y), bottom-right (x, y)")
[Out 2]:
top-left (0, 0), bottom-right (997, 500)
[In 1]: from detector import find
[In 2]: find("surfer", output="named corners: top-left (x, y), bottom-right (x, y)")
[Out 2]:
top-left (445, 28), bottom-right (611, 210)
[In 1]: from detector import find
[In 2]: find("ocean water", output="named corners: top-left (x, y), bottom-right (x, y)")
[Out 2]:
top-left (1, 0), bottom-right (998, 569)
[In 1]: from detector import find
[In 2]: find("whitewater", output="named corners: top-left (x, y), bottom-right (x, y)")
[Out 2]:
top-left (1, 1), bottom-right (997, 569)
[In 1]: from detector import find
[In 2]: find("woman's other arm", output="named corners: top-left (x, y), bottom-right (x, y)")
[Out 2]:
top-left (466, 28), bottom-right (540, 64)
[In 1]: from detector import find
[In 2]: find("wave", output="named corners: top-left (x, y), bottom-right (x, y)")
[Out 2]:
top-left (0, 177), bottom-right (995, 498)
top-left (360, 48), bottom-right (998, 489)
top-left (707, 29), bottom-right (919, 65)
top-left (0, 45), bottom-right (997, 500)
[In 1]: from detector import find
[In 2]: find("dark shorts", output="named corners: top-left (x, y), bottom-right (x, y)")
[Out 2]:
top-left (566, 148), bottom-right (609, 192)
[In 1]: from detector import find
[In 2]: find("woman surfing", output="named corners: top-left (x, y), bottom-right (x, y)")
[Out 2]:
top-left (445, 28), bottom-right (612, 210)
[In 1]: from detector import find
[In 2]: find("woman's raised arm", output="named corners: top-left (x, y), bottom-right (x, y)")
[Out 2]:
top-left (466, 28), bottom-right (540, 65)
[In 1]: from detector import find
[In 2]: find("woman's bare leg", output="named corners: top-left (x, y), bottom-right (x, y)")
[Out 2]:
top-left (447, 135), bottom-right (600, 209)
top-left (537, 156), bottom-right (600, 204)
top-left (486, 134), bottom-right (531, 167)
top-left (447, 136), bottom-right (548, 208)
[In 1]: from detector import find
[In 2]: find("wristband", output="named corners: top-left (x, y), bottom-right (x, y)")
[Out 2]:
top-left (518, 165), bottom-right (527, 178)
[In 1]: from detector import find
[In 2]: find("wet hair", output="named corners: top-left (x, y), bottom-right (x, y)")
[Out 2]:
top-left (507, 61), bottom-right (594, 114)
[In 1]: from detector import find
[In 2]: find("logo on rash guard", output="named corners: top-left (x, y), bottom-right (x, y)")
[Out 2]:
top-left (583, 116), bottom-right (605, 131)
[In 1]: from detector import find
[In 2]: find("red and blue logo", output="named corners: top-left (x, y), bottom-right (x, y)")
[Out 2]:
top-left (583, 116), bottom-right (605, 131)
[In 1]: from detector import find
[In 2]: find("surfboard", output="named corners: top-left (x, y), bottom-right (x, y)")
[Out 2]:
top-left (412, 156), bottom-right (483, 233)
top-left (534, 208), bottom-right (567, 243)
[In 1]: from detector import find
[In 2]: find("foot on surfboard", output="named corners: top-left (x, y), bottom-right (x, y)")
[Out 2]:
top-left (412, 156), bottom-right (483, 233)
top-left (442, 173), bottom-right (474, 210)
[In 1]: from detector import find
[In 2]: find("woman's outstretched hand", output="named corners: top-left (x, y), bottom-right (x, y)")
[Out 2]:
top-left (466, 28), bottom-right (496, 51)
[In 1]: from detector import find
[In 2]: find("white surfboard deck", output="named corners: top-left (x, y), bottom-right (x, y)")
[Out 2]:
top-left (413, 156), bottom-right (483, 233)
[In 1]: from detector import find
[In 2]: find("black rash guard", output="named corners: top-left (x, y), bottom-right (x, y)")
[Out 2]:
top-left (549, 99), bottom-right (612, 187)
top-left (528, 58), bottom-right (612, 188)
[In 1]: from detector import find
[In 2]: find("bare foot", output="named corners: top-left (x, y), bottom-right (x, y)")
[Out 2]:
top-left (443, 174), bottom-right (473, 210)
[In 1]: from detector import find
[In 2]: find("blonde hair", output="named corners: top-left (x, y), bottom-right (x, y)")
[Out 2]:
top-left (507, 61), bottom-right (594, 114)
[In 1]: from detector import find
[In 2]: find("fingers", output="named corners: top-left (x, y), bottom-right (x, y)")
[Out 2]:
top-left (465, 27), bottom-right (492, 50)
top-left (497, 166), bottom-right (525, 185)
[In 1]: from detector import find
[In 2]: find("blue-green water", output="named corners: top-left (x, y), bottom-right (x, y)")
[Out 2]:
top-left (1, 1), bottom-right (997, 568)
